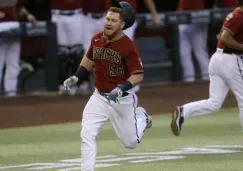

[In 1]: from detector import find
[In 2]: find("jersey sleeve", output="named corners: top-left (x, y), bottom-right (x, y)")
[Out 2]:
top-left (125, 45), bottom-right (144, 75)
top-left (224, 12), bottom-right (243, 35)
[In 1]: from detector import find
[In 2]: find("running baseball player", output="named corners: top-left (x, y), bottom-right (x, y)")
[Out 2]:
top-left (63, 1), bottom-right (152, 170)
top-left (171, 0), bottom-right (243, 136)
top-left (0, 0), bottom-right (36, 97)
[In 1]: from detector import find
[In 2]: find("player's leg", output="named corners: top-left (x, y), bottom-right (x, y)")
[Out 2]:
top-left (81, 91), bottom-right (109, 171)
top-left (0, 38), bottom-right (7, 93)
top-left (226, 55), bottom-right (243, 131)
top-left (4, 38), bottom-right (20, 97)
top-left (171, 52), bottom-right (229, 136)
top-left (179, 24), bottom-right (194, 82)
top-left (108, 94), bottom-right (151, 148)
top-left (191, 23), bottom-right (210, 80)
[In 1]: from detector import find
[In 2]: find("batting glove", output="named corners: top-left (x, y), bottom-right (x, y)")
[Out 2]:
top-left (63, 76), bottom-right (79, 91)
top-left (108, 87), bottom-right (123, 104)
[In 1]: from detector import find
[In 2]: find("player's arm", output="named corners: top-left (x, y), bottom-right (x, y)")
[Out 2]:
top-left (19, 6), bottom-right (37, 26)
top-left (220, 29), bottom-right (243, 51)
top-left (144, 0), bottom-right (160, 25)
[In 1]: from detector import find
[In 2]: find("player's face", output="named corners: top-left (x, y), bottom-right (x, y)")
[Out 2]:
top-left (104, 11), bottom-right (125, 38)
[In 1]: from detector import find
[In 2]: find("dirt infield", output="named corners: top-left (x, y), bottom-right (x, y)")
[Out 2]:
top-left (0, 81), bottom-right (237, 129)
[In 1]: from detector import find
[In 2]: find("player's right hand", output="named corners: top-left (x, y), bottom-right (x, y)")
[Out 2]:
top-left (63, 76), bottom-right (79, 91)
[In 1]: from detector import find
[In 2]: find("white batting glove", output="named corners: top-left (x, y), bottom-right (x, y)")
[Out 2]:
top-left (63, 76), bottom-right (79, 91)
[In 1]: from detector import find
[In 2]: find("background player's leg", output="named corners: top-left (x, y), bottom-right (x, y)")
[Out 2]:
top-left (179, 24), bottom-right (194, 82)
top-left (4, 38), bottom-right (20, 97)
top-left (67, 14), bottom-right (85, 94)
top-left (0, 38), bottom-right (7, 93)
top-left (52, 14), bottom-right (70, 94)
top-left (191, 23), bottom-right (210, 80)
top-left (108, 94), bottom-right (148, 149)
top-left (182, 53), bottom-right (229, 119)
top-left (81, 91), bottom-right (109, 171)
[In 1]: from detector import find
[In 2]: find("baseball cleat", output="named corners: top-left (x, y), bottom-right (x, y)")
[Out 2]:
top-left (146, 114), bottom-right (152, 129)
top-left (171, 106), bottom-right (184, 136)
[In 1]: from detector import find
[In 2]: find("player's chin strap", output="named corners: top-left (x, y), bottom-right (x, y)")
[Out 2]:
top-left (107, 81), bottom-right (133, 104)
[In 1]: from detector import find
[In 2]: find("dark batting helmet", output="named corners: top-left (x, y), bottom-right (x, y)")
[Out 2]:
top-left (112, 0), bottom-right (135, 30)
top-left (238, 0), bottom-right (243, 5)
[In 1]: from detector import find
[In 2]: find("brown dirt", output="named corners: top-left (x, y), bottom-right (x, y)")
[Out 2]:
top-left (0, 81), bottom-right (237, 129)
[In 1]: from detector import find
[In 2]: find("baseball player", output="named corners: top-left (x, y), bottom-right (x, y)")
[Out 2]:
top-left (171, 0), bottom-right (243, 136)
top-left (51, 0), bottom-right (85, 95)
top-left (63, 1), bottom-right (152, 170)
top-left (116, 0), bottom-right (160, 92)
top-left (0, 0), bottom-right (36, 97)
top-left (178, 0), bottom-right (210, 82)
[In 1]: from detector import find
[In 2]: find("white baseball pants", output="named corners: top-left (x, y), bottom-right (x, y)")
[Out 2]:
top-left (179, 23), bottom-right (210, 82)
top-left (0, 37), bottom-right (20, 96)
top-left (182, 49), bottom-right (243, 130)
top-left (81, 89), bottom-right (148, 171)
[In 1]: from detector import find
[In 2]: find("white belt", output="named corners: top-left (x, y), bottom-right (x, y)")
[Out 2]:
top-left (51, 8), bottom-right (83, 15)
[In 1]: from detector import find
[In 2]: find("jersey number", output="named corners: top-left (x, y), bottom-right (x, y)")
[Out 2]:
top-left (109, 64), bottom-right (124, 76)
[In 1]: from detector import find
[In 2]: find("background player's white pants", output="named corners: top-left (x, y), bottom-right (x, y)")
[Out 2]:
top-left (123, 21), bottom-right (140, 92)
top-left (0, 37), bottom-right (20, 96)
top-left (182, 49), bottom-right (243, 130)
top-left (123, 21), bottom-right (138, 41)
top-left (81, 89), bottom-right (147, 171)
top-left (83, 13), bottom-right (106, 54)
top-left (179, 23), bottom-right (210, 82)
top-left (51, 9), bottom-right (85, 47)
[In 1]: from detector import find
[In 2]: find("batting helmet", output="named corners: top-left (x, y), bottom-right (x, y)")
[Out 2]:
top-left (112, 0), bottom-right (135, 30)
top-left (238, 0), bottom-right (243, 5)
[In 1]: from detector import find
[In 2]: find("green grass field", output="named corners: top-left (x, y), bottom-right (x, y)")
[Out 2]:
top-left (0, 108), bottom-right (243, 171)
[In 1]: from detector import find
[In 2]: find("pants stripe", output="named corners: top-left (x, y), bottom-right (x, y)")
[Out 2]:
top-left (237, 57), bottom-right (243, 82)
top-left (132, 95), bottom-right (140, 143)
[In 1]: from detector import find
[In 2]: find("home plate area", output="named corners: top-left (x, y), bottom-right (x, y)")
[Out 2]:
top-left (1, 145), bottom-right (243, 171)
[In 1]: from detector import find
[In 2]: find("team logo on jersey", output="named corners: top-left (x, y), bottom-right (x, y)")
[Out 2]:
top-left (226, 13), bottom-right (233, 21)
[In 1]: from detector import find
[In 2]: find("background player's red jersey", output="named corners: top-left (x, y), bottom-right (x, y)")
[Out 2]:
top-left (51, 0), bottom-right (83, 10)
top-left (0, 0), bottom-right (22, 22)
top-left (217, 8), bottom-right (243, 49)
top-left (87, 32), bottom-right (143, 92)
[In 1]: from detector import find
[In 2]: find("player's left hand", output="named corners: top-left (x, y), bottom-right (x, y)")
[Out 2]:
top-left (108, 87), bottom-right (123, 104)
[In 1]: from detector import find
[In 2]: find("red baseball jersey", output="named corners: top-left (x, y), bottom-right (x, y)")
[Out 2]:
top-left (83, 0), bottom-right (111, 14)
top-left (222, 0), bottom-right (237, 8)
top-left (0, 0), bottom-right (21, 22)
top-left (177, 0), bottom-right (205, 11)
top-left (217, 8), bottom-right (243, 49)
top-left (86, 32), bottom-right (143, 92)
top-left (51, 0), bottom-right (83, 10)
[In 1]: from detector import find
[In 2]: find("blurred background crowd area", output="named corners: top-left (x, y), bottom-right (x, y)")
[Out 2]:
top-left (0, 0), bottom-right (237, 97)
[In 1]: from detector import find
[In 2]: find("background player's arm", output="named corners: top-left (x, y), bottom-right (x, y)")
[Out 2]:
top-left (19, 6), bottom-right (37, 26)
top-left (144, 0), bottom-right (160, 25)
top-left (220, 29), bottom-right (243, 51)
